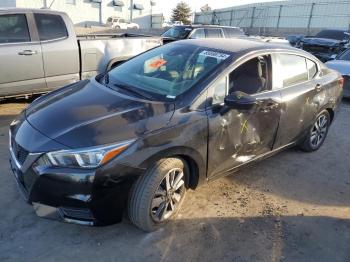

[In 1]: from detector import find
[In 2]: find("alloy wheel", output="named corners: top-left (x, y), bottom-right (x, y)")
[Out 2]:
top-left (310, 114), bottom-right (328, 148)
top-left (150, 168), bottom-right (185, 222)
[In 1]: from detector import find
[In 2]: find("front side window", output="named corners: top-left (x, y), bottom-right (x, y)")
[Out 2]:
top-left (275, 54), bottom-right (308, 88)
top-left (229, 56), bottom-right (271, 95)
top-left (34, 13), bottom-right (68, 41)
top-left (161, 26), bottom-right (192, 39)
top-left (205, 28), bottom-right (223, 38)
top-left (190, 28), bottom-right (205, 39)
top-left (0, 14), bottom-right (30, 44)
top-left (107, 43), bottom-right (232, 99)
top-left (212, 76), bottom-right (227, 105)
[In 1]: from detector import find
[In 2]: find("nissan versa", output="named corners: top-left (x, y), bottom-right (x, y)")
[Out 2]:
top-left (9, 39), bottom-right (343, 232)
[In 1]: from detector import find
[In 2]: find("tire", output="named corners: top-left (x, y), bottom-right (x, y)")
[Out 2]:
top-left (298, 110), bottom-right (330, 152)
top-left (128, 158), bottom-right (188, 232)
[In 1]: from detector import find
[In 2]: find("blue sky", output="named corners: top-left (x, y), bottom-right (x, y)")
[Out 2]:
top-left (155, 0), bottom-right (285, 19)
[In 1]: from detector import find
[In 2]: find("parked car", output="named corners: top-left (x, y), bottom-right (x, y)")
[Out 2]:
top-left (299, 29), bottom-right (350, 62)
top-left (0, 9), bottom-right (160, 99)
top-left (286, 34), bottom-right (305, 47)
top-left (325, 48), bottom-right (350, 98)
top-left (161, 25), bottom-right (245, 44)
top-left (9, 39), bottom-right (343, 232)
top-left (106, 16), bottom-right (139, 29)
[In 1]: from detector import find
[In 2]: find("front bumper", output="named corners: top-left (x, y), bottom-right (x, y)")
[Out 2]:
top-left (9, 122), bottom-right (144, 226)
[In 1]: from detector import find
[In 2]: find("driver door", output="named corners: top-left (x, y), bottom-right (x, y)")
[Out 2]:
top-left (206, 55), bottom-right (282, 179)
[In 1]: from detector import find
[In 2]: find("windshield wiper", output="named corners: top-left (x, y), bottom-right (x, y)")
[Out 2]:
top-left (113, 83), bottom-right (153, 100)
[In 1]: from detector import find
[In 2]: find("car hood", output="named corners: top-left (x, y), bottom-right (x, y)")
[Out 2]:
top-left (25, 79), bottom-right (175, 149)
top-left (325, 60), bottom-right (350, 75)
top-left (301, 37), bottom-right (342, 47)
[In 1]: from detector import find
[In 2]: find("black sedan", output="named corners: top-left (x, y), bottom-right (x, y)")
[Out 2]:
top-left (9, 39), bottom-right (343, 232)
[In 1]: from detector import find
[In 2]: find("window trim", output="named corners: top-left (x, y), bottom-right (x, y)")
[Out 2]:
top-left (272, 52), bottom-right (321, 90)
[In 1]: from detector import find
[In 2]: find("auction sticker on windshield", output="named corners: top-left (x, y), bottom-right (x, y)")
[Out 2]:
top-left (200, 50), bottom-right (230, 60)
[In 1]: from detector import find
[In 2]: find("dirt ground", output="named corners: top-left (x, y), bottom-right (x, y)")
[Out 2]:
top-left (0, 98), bottom-right (349, 262)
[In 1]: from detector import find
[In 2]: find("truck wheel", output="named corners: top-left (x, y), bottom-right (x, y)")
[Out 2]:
top-left (298, 110), bottom-right (330, 152)
top-left (128, 158), bottom-right (187, 232)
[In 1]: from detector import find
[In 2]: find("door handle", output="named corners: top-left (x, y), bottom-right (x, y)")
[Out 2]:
top-left (315, 84), bottom-right (322, 92)
top-left (18, 50), bottom-right (38, 56)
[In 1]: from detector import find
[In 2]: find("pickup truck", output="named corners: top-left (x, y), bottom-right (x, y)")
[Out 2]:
top-left (0, 8), bottom-right (162, 99)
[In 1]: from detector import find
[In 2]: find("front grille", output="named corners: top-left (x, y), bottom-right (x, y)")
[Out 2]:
top-left (303, 45), bottom-right (330, 54)
top-left (11, 138), bottom-right (29, 165)
top-left (59, 207), bottom-right (94, 221)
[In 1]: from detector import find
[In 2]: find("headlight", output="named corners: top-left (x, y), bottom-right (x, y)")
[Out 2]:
top-left (35, 140), bottom-right (135, 169)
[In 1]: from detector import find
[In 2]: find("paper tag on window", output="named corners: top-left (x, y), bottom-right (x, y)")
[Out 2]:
top-left (200, 50), bottom-right (230, 60)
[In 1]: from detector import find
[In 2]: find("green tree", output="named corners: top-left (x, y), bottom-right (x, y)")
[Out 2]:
top-left (171, 1), bottom-right (192, 25)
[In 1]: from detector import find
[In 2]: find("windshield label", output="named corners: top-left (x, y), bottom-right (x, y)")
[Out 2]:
top-left (200, 50), bottom-right (230, 60)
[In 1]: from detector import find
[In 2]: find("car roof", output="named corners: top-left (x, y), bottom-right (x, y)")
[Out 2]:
top-left (174, 24), bottom-right (242, 30)
top-left (0, 8), bottom-right (65, 15)
top-left (175, 38), bottom-right (297, 54)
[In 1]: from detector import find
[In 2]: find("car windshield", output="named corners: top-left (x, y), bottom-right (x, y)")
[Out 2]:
top-left (161, 26), bottom-right (192, 39)
top-left (338, 49), bottom-right (350, 60)
top-left (106, 43), bottom-right (232, 100)
top-left (315, 30), bottom-right (348, 40)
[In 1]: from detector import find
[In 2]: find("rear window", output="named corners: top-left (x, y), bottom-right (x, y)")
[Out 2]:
top-left (275, 54), bottom-right (308, 88)
top-left (34, 13), bottom-right (68, 41)
top-left (0, 14), bottom-right (30, 44)
top-left (315, 30), bottom-right (348, 41)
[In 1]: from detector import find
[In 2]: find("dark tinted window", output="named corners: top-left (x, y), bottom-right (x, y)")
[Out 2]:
top-left (307, 59), bottom-right (317, 79)
top-left (34, 14), bottom-right (68, 41)
top-left (223, 27), bottom-right (244, 38)
top-left (315, 30), bottom-right (348, 41)
top-left (276, 54), bottom-right (308, 87)
top-left (161, 26), bottom-right (192, 39)
top-left (0, 14), bottom-right (30, 43)
top-left (205, 28), bottom-right (223, 38)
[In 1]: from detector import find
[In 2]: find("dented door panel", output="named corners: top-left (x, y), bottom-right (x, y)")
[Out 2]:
top-left (206, 90), bottom-right (282, 178)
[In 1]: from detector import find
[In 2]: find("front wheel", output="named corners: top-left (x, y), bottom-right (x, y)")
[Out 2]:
top-left (128, 158), bottom-right (187, 232)
top-left (299, 110), bottom-right (330, 152)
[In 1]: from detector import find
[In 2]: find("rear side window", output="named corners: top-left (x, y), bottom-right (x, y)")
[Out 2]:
top-left (190, 28), bottom-right (205, 39)
top-left (307, 59), bottom-right (318, 79)
top-left (205, 28), bottom-right (223, 38)
top-left (275, 54), bottom-right (308, 88)
top-left (34, 13), bottom-right (68, 41)
top-left (0, 14), bottom-right (30, 44)
top-left (223, 28), bottom-right (244, 38)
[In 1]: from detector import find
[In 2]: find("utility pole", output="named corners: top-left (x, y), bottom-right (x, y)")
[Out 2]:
top-left (43, 0), bottom-right (47, 8)
top-left (130, 0), bottom-right (134, 22)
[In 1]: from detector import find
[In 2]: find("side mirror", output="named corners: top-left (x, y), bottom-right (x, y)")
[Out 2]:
top-left (224, 91), bottom-right (257, 110)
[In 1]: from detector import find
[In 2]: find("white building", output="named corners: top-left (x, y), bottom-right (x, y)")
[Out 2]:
top-left (1, 0), bottom-right (158, 28)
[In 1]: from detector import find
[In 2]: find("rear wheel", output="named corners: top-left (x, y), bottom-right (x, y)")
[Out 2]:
top-left (128, 158), bottom-right (187, 232)
top-left (299, 110), bottom-right (330, 152)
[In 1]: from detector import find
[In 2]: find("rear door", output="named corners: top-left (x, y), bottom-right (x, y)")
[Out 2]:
top-left (0, 12), bottom-right (46, 97)
top-left (34, 12), bottom-right (80, 90)
top-left (273, 53), bottom-right (322, 147)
